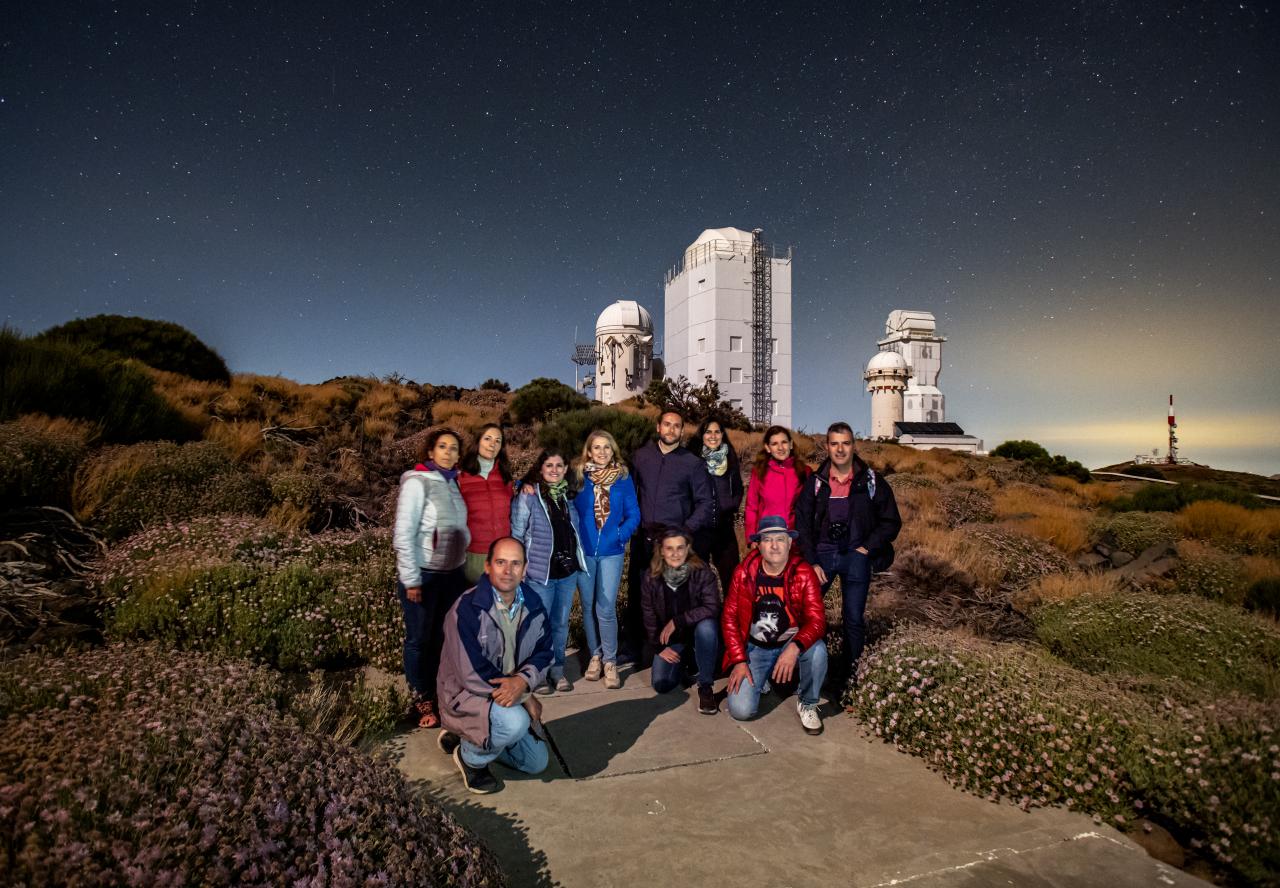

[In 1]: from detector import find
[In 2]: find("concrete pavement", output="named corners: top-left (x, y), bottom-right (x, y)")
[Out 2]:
top-left (385, 660), bottom-right (1207, 888)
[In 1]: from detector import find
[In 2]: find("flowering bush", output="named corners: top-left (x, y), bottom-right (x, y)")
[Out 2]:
top-left (954, 524), bottom-right (1072, 587)
top-left (1091, 511), bottom-right (1176, 554)
top-left (1032, 590), bottom-right (1280, 699)
top-left (74, 441), bottom-right (270, 539)
top-left (93, 517), bottom-right (402, 672)
top-left (0, 644), bottom-right (504, 886)
top-left (855, 627), bottom-right (1280, 883)
top-left (937, 485), bottom-right (995, 528)
top-left (1173, 540), bottom-right (1249, 605)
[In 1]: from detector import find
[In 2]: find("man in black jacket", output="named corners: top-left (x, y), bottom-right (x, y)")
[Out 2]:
top-left (624, 410), bottom-right (714, 656)
top-left (795, 422), bottom-right (901, 702)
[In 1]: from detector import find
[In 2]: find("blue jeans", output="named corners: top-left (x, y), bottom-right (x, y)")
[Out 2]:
top-left (650, 618), bottom-right (719, 692)
top-left (460, 701), bottom-right (549, 774)
top-left (525, 574), bottom-right (579, 677)
top-left (726, 640), bottom-right (828, 721)
top-left (818, 549), bottom-right (871, 668)
top-left (579, 554), bottom-right (623, 663)
top-left (396, 567), bottom-right (466, 701)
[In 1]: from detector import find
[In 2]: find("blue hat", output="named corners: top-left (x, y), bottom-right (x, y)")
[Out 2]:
top-left (749, 514), bottom-right (799, 542)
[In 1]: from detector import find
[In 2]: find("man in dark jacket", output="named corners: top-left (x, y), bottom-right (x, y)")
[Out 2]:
top-left (722, 515), bottom-right (828, 735)
top-left (624, 410), bottom-right (714, 653)
top-left (640, 526), bottom-right (721, 714)
top-left (795, 422), bottom-right (901, 702)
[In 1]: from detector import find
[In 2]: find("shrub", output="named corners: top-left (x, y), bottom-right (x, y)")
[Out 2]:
top-left (1113, 482), bottom-right (1264, 514)
top-left (1032, 590), bottom-right (1280, 698)
top-left (1015, 572), bottom-right (1123, 613)
top-left (479, 377), bottom-right (511, 392)
top-left (510, 377), bottom-right (589, 424)
top-left (94, 518), bottom-right (401, 671)
top-left (936, 485), bottom-right (994, 528)
top-left (37, 314), bottom-right (231, 383)
top-left (638, 375), bottom-right (751, 429)
top-left (0, 644), bottom-right (504, 886)
top-left (1091, 511), bottom-right (1176, 554)
top-left (0, 328), bottom-right (191, 443)
top-left (1173, 540), bottom-right (1249, 605)
top-left (0, 416), bottom-right (90, 507)
top-left (1176, 500), bottom-right (1280, 555)
top-left (855, 627), bottom-right (1280, 883)
top-left (1245, 578), bottom-right (1280, 619)
top-left (537, 406), bottom-right (655, 462)
top-left (1123, 464), bottom-right (1166, 480)
top-left (75, 441), bottom-right (270, 539)
top-left (954, 524), bottom-right (1073, 588)
top-left (992, 440), bottom-right (1051, 462)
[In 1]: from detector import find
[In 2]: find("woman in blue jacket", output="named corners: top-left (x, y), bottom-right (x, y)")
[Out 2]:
top-left (571, 430), bottom-right (641, 690)
top-left (511, 448), bottom-right (586, 694)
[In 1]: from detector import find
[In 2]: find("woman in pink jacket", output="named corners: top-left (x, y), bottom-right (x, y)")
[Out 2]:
top-left (744, 425), bottom-right (809, 540)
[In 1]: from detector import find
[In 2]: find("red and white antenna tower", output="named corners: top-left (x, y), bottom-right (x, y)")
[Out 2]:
top-left (1166, 395), bottom-right (1179, 464)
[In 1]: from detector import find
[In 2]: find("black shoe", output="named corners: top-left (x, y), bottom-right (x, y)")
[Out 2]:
top-left (437, 730), bottom-right (460, 756)
top-left (697, 684), bottom-right (718, 715)
top-left (453, 747), bottom-right (501, 794)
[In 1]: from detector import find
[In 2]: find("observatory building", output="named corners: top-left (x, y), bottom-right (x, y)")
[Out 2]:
top-left (663, 227), bottom-right (793, 426)
top-left (593, 300), bottom-right (655, 405)
top-left (865, 309), bottom-right (983, 452)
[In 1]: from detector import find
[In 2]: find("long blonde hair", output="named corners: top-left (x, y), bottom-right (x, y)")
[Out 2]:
top-left (573, 429), bottom-right (630, 483)
top-left (648, 526), bottom-right (708, 577)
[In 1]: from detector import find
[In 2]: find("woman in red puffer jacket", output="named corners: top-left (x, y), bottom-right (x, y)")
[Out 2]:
top-left (743, 426), bottom-right (809, 541)
top-left (457, 423), bottom-right (515, 585)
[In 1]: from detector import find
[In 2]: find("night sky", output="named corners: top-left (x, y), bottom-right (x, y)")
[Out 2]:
top-left (4, 2), bottom-right (1277, 472)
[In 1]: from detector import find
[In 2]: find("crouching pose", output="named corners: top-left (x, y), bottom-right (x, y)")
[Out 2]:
top-left (722, 515), bottom-right (828, 735)
top-left (437, 537), bottom-right (552, 794)
top-left (640, 526), bottom-right (721, 715)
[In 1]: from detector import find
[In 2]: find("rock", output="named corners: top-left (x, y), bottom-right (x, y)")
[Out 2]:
top-left (1129, 819), bottom-right (1185, 868)
top-left (1076, 553), bottom-right (1107, 571)
top-left (1093, 543), bottom-right (1112, 558)
top-left (1110, 550), bottom-right (1134, 567)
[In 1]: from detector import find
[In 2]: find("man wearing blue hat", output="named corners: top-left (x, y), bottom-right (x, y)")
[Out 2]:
top-left (721, 514), bottom-right (828, 734)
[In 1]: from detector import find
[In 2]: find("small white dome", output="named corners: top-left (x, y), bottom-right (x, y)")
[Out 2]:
top-left (596, 300), bottom-right (653, 333)
top-left (866, 350), bottom-right (909, 373)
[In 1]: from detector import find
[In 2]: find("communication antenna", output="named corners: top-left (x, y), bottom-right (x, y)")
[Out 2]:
top-left (1166, 394), bottom-right (1179, 464)
top-left (571, 325), bottom-right (597, 394)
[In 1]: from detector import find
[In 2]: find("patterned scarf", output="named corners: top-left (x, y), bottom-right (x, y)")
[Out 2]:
top-left (543, 479), bottom-right (569, 507)
top-left (702, 443), bottom-right (729, 477)
top-left (663, 562), bottom-right (691, 589)
top-left (587, 462), bottom-right (621, 529)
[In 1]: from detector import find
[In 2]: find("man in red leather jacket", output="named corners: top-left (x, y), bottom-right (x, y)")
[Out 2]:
top-left (721, 514), bottom-right (828, 735)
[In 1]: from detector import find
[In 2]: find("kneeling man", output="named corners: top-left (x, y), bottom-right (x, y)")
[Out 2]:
top-left (437, 537), bottom-right (551, 793)
top-left (722, 514), bottom-right (828, 734)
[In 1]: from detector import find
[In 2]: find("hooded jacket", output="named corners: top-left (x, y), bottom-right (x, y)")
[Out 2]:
top-left (510, 488), bottom-right (588, 583)
top-left (721, 549), bottom-right (826, 670)
top-left (393, 467), bottom-right (470, 585)
top-left (436, 576), bottom-right (551, 747)
top-left (794, 457), bottom-right (902, 565)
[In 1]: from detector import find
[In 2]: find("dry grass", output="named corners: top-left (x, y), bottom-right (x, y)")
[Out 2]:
top-left (265, 500), bottom-right (314, 532)
top-left (1045, 475), bottom-right (1125, 507)
top-left (6, 413), bottom-right (96, 442)
top-left (1176, 501), bottom-right (1280, 550)
top-left (1243, 554), bottom-right (1280, 584)
top-left (901, 525), bottom-right (1000, 586)
top-left (727, 430), bottom-right (763, 466)
top-left (204, 420), bottom-right (266, 462)
top-left (1014, 572), bottom-right (1122, 613)
top-left (430, 400), bottom-right (487, 433)
top-left (893, 485), bottom-right (941, 528)
top-left (993, 484), bottom-right (1092, 554)
top-left (72, 446), bottom-right (152, 519)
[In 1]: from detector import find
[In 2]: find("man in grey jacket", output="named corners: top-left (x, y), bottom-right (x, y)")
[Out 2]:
top-left (436, 537), bottom-right (552, 794)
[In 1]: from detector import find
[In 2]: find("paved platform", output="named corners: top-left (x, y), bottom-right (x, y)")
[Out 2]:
top-left (386, 660), bottom-right (1208, 888)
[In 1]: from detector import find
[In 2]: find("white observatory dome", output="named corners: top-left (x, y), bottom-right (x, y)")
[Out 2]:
top-left (596, 300), bottom-right (653, 335)
top-left (866, 350), bottom-right (909, 373)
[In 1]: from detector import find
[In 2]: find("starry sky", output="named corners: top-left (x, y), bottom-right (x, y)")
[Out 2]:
top-left (3, 2), bottom-right (1278, 473)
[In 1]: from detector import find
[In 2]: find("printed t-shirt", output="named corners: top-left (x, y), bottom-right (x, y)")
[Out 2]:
top-left (749, 570), bottom-right (797, 648)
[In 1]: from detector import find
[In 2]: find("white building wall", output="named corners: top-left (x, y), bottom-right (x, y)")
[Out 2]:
top-left (663, 230), bottom-right (791, 426)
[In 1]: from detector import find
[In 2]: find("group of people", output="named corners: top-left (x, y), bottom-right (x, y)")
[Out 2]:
top-left (392, 412), bottom-right (902, 794)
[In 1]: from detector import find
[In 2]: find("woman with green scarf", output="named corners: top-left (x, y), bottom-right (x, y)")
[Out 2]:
top-left (511, 448), bottom-right (586, 694)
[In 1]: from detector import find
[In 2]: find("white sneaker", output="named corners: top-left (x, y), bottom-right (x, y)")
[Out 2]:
top-left (797, 700), bottom-right (823, 735)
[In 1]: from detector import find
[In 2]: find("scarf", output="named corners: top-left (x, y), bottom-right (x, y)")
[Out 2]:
top-left (703, 443), bottom-right (729, 477)
top-left (663, 562), bottom-right (691, 589)
top-left (417, 461), bottom-right (458, 483)
top-left (543, 479), bottom-right (569, 507)
top-left (586, 462), bottom-right (621, 529)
